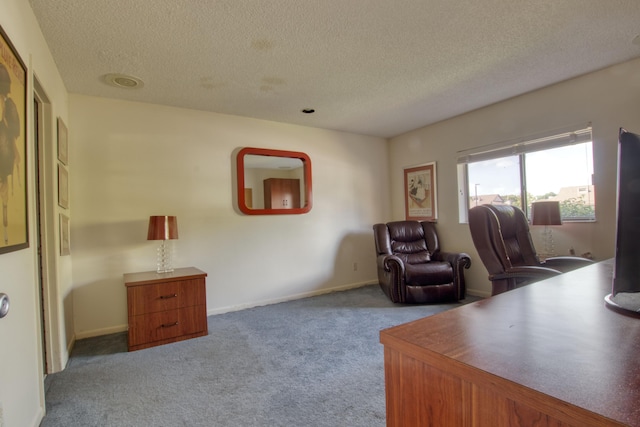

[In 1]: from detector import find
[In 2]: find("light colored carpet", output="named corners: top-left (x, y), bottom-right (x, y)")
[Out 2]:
top-left (42, 284), bottom-right (481, 427)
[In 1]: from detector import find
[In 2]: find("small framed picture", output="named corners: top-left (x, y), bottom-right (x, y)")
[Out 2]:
top-left (404, 162), bottom-right (438, 221)
top-left (59, 214), bottom-right (70, 256)
top-left (57, 117), bottom-right (68, 165)
top-left (58, 164), bottom-right (69, 209)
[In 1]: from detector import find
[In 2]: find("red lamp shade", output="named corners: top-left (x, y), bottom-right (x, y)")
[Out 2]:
top-left (530, 201), bottom-right (562, 226)
top-left (147, 216), bottom-right (179, 240)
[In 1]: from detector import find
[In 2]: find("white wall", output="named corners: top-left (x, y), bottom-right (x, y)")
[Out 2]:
top-left (389, 58), bottom-right (640, 296)
top-left (0, 1), bottom-right (70, 426)
top-left (69, 95), bottom-right (389, 337)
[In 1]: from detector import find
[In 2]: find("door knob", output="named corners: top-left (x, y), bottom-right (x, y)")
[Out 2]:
top-left (0, 293), bottom-right (9, 318)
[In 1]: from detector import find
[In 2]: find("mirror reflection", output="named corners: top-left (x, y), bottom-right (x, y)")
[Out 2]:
top-left (237, 147), bottom-right (312, 215)
top-left (244, 155), bottom-right (305, 209)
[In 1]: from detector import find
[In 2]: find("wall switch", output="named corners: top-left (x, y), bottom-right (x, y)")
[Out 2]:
top-left (353, 262), bottom-right (358, 271)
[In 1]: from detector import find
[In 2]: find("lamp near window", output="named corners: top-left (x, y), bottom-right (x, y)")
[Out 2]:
top-left (147, 215), bottom-right (178, 273)
top-left (530, 201), bottom-right (562, 257)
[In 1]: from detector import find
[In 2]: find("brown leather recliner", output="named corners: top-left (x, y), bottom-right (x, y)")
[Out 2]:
top-left (468, 204), bottom-right (593, 295)
top-left (373, 221), bottom-right (471, 303)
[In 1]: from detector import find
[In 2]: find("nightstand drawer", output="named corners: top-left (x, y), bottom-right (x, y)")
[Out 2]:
top-left (128, 305), bottom-right (207, 345)
top-left (127, 278), bottom-right (205, 317)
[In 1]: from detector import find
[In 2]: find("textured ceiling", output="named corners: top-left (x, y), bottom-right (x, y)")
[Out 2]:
top-left (28, 0), bottom-right (640, 138)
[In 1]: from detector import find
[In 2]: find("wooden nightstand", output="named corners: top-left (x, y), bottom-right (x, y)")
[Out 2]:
top-left (124, 267), bottom-right (208, 351)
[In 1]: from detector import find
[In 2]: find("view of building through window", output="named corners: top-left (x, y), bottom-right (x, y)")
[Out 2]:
top-left (467, 142), bottom-right (595, 220)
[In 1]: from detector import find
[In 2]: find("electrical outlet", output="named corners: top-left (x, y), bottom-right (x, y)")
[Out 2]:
top-left (353, 262), bottom-right (358, 271)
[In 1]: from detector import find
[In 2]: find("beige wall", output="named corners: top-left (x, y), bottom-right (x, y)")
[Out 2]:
top-left (69, 95), bottom-right (389, 338)
top-left (389, 58), bottom-right (640, 296)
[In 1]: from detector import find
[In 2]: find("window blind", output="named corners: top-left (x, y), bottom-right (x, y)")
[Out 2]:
top-left (456, 125), bottom-right (592, 164)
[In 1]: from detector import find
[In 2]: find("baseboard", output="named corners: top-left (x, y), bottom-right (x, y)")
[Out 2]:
top-left (72, 282), bottom-right (377, 338)
top-left (207, 281), bottom-right (375, 316)
top-left (30, 406), bottom-right (46, 427)
top-left (466, 288), bottom-right (491, 298)
top-left (74, 324), bottom-right (128, 340)
top-left (65, 334), bottom-right (75, 364)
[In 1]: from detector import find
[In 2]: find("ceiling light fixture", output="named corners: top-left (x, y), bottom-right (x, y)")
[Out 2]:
top-left (103, 73), bottom-right (144, 89)
top-left (301, 108), bottom-right (315, 114)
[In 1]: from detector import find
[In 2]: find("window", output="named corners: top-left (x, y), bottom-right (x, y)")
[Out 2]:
top-left (458, 126), bottom-right (595, 222)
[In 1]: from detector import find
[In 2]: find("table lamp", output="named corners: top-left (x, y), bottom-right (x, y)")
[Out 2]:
top-left (530, 201), bottom-right (562, 257)
top-left (147, 215), bottom-right (178, 273)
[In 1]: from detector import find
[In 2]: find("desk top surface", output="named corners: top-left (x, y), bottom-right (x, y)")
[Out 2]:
top-left (381, 260), bottom-right (640, 426)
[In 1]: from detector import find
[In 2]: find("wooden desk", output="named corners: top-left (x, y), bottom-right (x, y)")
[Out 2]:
top-left (380, 260), bottom-right (640, 426)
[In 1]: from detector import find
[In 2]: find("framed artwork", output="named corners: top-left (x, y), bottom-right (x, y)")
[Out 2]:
top-left (404, 162), bottom-right (438, 222)
top-left (57, 117), bottom-right (68, 165)
top-left (0, 25), bottom-right (28, 254)
top-left (58, 164), bottom-right (69, 209)
top-left (59, 214), bottom-right (70, 256)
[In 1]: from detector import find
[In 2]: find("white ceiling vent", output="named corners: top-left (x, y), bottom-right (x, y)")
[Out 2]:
top-left (102, 73), bottom-right (144, 89)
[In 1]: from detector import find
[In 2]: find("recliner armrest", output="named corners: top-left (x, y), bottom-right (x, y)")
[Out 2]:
top-left (376, 254), bottom-right (406, 302)
top-left (435, 251), bottom-right (472, 269)
top-left (377, 254), bottom-right (405, 275)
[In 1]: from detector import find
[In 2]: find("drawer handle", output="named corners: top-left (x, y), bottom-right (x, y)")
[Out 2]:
top-left (159, 293), bottom-right (178, 299)
top-left (161, 321), bottom-right (179, 328)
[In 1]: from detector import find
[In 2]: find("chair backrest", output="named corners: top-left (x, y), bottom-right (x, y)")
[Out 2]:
top-left (468, 205), bottom-right (539, 276)
top-left (374, 221), bottom-right (440, 264)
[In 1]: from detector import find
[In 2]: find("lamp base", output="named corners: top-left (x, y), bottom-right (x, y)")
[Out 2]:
top-left (541, 226), bottom-right (556, 257)
top-left (156, 240), bottom-right (175, 274)
top-left (604, 292), bottom-right (640, 317)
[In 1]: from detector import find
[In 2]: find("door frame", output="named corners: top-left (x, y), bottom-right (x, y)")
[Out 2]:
top-left (33, 76), bottom-right (64, 373)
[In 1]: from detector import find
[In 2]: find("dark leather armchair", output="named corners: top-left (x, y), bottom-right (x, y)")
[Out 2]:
top-left (373, 221), bottom-right (471, 303)
top-left (468, 204), bottom-right (593, 295)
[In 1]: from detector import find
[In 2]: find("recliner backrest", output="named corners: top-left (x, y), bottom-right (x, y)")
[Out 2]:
top-left (374, 221), bottom-right (442, 265)
top-left (387, 221), bottom-right (430, 264)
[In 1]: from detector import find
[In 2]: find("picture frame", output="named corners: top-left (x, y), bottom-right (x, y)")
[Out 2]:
top-left (404, 162), bottom-right (438, 221)
top-left (58, 163), bottom-right (69, 209)
top-left (57, 117), bottom-right (68, 165)
top-left (59, 214), bottom-right (70, 256)
top-left (0, 25), bottom-right (29, 254)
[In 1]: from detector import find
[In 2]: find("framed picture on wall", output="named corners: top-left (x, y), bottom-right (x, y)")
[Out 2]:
top-left (57, 117), bottom-right (68, 165)
top-left (58, 163), bottom-right (69, 209)
top-left (404, 162), bottom-right (438, 222)
top-left (59, 214), bottom-right (70, 256)
top-left (0, 25), bottom-right (29, 254)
